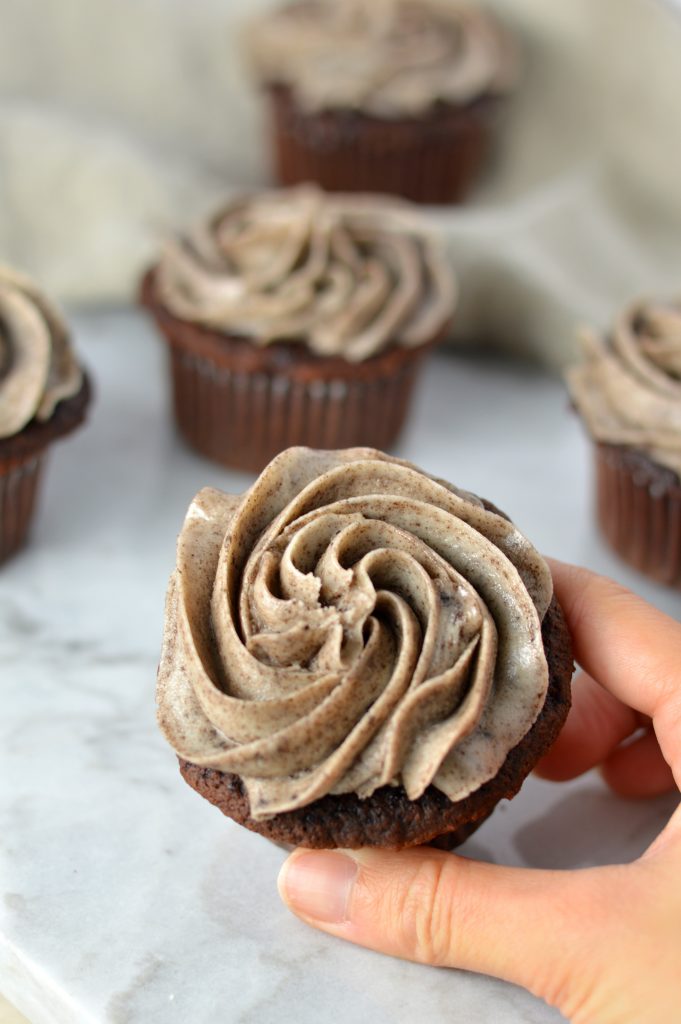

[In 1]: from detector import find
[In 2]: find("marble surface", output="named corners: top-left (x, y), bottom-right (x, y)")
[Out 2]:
top-left (1, 311), bottom-right (679, 1024)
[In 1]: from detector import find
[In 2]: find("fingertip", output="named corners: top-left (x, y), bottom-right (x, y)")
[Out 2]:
top-left (600, 768), bottom-right (677, 800)
top-left (545, 559), bottom-right (598, 605)
top-left (544, 555), bottom-right (583, 577)
top-left (277, 849), bottom-right (358, 924)
top-left (544, 562), bottom-right (681, 729)
top-left (600, 732), bottom-right (678, 799)
top-left (533, 751), bottom-right (578, 782)
top-left (276, 850), bottom-right (295, 906)
top-left (533, 671), bottom-right (639, 782)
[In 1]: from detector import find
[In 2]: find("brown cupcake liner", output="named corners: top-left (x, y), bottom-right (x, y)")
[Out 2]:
top-left (0, 452), bottom-right (45, 564)
top-left (0, 376), bottom-right (91, 565)
top-left (141, 271), bottom-right (439, 474)
top-left (267, 85), bottom-right (497, 204)
top-left (595, 443), bottom-right (681, 587)
top-left (167, 347), bottom-right (423, 472)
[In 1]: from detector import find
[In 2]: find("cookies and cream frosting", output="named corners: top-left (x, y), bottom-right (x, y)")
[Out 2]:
top-left (567, 300), bottom-right (681, 477)
top-left (155, 186), bottom-right (456, 362)
top-left (158, 447), bottom-right (552, 821)
top-left (248, 0), bottom-right (515, 116)
top-left (0, 266), bottom-right (83, 440)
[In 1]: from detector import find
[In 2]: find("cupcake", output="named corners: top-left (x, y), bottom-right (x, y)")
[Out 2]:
top-left (157, 447), bottom-right (572, 850)
top-left (567, 300), bottom-right (681, 587)
top-left (140, 186), bottom-right (456, 473)
top-left (247, 0), bottom-right (516, 203)
top-left (0, 266), bottom-right (91, 563)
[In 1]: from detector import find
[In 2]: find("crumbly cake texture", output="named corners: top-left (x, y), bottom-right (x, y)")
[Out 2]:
top-left (157, 448), bottom-right (573, 849)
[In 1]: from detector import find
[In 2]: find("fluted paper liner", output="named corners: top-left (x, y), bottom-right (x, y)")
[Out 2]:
top-left (142, 272), bottom-right (440, 472)
top-left (596, 443), bottom-right (681, 587)
top-left (0, 452), bottom-right (45, 563)
top-left (268, 86), bottom-right (496, 204)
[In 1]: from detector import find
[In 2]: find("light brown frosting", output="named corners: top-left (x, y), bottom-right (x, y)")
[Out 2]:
top-left (157, 447), bottom-right (552, 821)
top-left (248, 0), bottom-right (515, 117)
top-left (155, 186), bottom-right (456, 362)
top-left (567, 300), bottom-right (681, 477)
top-left (0, 265), bottom-right (83, 440)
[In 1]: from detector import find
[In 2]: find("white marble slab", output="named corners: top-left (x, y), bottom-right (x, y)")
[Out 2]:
top-left (1, 311), bottom-right (679, 1024)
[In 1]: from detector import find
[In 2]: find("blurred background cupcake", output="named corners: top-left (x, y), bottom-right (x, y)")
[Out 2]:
top-left (140, 185), bottom-right (456, 472)
top-left (567, 299), bottom-right (681, 587)
top-left (0, 266), bottom-right (91, 563)
top-left (2, 0), bottom-right (680, 369)
top-left (246, 0), bottom-right (516, 204)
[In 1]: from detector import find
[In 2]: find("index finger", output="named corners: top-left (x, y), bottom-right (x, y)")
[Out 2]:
top-left (547, 559), bottom-right (681, 724)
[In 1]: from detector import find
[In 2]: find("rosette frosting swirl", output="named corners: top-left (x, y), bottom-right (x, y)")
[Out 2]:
top-left (567, 299), bottom-right (681, 477)
top-left (155, 187), bottom-right (456, 362)
top-left (248, 0), bottom-right (515, 116)
top-left (158, 447), bottom-right (553, 820)
top-left (0, 265), bottom-right (83, 440)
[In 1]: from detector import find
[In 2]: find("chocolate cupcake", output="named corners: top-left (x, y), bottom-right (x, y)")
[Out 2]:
top-left (140, 187), bottom-right (456, 473)
top-left (0, 266), bottom-right (91, 563)
top-left (567, 300), bottom-right (681, 587)
top-left (247, 0), bottom-right (516, 203)
top-left (157, 447), bottom-right (572, 850)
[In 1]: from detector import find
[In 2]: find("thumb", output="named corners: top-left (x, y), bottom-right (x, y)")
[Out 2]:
top-left (278, 846), bottom-right (619, 1008)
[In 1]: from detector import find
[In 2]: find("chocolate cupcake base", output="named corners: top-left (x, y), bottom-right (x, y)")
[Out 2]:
top-left (179, 595), bottom-right (572, 850)
top-left (0, 377), bottom-right (91, 564)
top-left (596, 443), bottom-right (681, 587)
top-left (268, 86), bottom-right (497, 204)
top-left (141, 271), bottom-right (440, 474)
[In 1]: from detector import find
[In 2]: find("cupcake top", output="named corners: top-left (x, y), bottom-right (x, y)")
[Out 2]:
top-left (157, 447), bottom-right (553, 821)
top-left (0, 266), bottom-right (83, 440)
top-left (154, 186), bottom-right (456, 362)
top-left (567, 299), bottom-right (681, 477)
top-left (247, 0), bottom-right (515, 117)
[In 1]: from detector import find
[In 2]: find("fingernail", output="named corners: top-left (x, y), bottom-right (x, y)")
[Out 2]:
top-left (278, 851), bottom-right (358, 924)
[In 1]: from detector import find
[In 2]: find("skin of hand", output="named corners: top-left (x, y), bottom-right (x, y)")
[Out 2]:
top-left (277, 561), bottom-right (681, 1024)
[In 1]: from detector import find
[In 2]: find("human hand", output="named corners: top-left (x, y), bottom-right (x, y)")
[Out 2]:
top-left (277, 561), bottom-right (681, 1024)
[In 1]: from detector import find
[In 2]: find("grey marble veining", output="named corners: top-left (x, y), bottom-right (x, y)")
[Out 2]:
top-left (1, 311), bottom-right (679, 1024)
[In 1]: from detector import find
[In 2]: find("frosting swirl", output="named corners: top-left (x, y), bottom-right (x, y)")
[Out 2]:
top-left (155, 186), bottom-right (456, 362)
top-left (158, 447), bottom-right (552, 820)
top-left (0, 265), bottom-right (83, 440)
top-left (567, 299), bottom-right (681, 478)
top-left (248, 0), bottom-right (515, 117)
